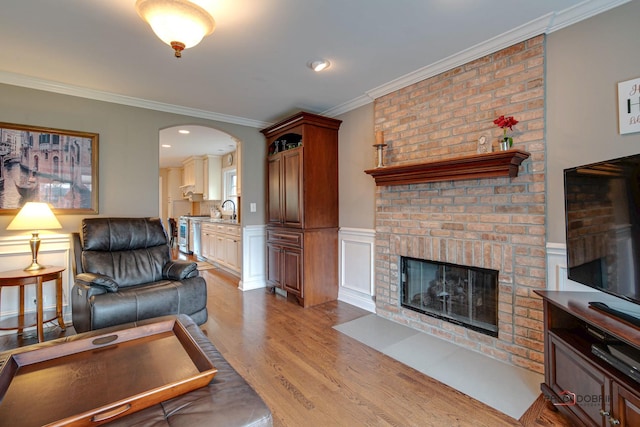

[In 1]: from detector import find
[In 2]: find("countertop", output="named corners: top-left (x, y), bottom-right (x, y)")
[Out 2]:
top-left (186, 217), bottom-right (239, 225)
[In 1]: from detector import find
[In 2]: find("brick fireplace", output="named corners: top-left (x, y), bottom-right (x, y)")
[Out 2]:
top-left (372, 35), bottom-right (547, 374)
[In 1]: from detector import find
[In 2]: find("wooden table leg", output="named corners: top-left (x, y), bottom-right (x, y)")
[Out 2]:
top-left (56, 272), bottom-right (66, 330)
top-left (18, 284), bottom-right (25, 335)
top-left (36, 276), bottom-right (44, 343)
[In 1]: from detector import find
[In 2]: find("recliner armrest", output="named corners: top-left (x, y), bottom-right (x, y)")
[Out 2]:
top-left (75, 272), bottom-right (119, 292)
top-left (163, 261), bottom-right (198, 280)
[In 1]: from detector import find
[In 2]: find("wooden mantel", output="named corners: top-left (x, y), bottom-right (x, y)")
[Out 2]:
top-left (364, 149), bottom-right (531, 186)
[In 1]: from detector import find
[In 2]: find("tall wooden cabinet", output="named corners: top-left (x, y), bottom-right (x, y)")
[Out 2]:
top-left (262, 112), bottom-right (341, 307)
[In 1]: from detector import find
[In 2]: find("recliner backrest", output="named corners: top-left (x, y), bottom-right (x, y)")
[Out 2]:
top-left (81, 217), bottom-right (171, 287)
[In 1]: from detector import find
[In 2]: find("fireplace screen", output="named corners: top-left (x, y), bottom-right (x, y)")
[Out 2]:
top-left (400, 257), bottom-right (498, 337)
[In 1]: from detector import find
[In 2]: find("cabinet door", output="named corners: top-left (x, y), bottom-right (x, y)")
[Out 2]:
top-left (267, 156), bottom-right (282, 224)
top-left (201, 231), bottom-right (210, 259)
top-left (282, 150), bottom-right (303, 227)
top-left (206, 232), bottom-right (215, 260)
top-left (214, 235), bottom-right (225, 264)
top-left (266, 243), bottom-right (282, 287)
top-left (612, 381), bottom-right (640, 426)
top-left (225, 235), bottom-right (239, 270)
top-left (282, 247), bottom-right (303, 297)
top-left (183, 161), bottom-right (194, 186)
top-left (203, 155), bottom-right (222, 200)
top-left (549, 335), bottom-right (609, 427)
top-left (549, 334), bottom-right (610, 427)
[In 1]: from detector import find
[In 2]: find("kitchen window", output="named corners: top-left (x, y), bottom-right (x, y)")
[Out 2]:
top-left (224, 168), bottom-right (237, 205)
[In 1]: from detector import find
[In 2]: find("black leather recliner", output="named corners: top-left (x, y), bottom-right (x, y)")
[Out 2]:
top-left (71, 217), bottom-right (207, 333)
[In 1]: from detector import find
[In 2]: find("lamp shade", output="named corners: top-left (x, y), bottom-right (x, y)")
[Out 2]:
top-left (136, 0), bottom-right (215, 55)
top-left (7, 202), bottom-right (62, 231)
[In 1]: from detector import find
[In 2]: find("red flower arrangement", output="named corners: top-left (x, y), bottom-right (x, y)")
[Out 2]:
top-left (493, 115), bottom-right (518, 147)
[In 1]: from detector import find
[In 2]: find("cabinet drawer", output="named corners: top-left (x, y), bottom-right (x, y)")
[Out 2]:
top-left (267, 229), bottom-right (302, 247)
top-left (215, 224), bottom-right (241, 237)
top-left (202, 224), bottom-right (216, 233)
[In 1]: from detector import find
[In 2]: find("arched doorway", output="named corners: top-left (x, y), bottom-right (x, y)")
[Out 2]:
top-left (158, 124), bottom-right (240, 232)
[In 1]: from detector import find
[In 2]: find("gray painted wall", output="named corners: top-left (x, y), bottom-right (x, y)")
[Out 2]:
top-left (337, 103), bottom-right (376, 229)
top-left (546, 0), bottom-right (640, 243)
top-left (2, 0), bottom-right (637, 242)
top-left (0, 83), bottom-right (265, 234)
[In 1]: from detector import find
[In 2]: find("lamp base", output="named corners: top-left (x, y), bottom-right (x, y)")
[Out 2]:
top-left (24, 261), bottom-right (46, 271)
top-left (25, 232), bottom-right (44, 271)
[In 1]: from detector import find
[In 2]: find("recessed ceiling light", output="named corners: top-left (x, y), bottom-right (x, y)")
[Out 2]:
top-left (308, 59), bottom-right (330, 72)
top-left (178, 129), bottom-right (190, 134)
top-left (161, 144), bottom-right (172, 148)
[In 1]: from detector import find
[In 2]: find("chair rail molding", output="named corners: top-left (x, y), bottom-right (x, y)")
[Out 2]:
top-left (239, 225), bottom-right (266, 291)
top-left (339, 227), bottom-right (376, 313)
top-left (0, 233), bottom-right (72, 336)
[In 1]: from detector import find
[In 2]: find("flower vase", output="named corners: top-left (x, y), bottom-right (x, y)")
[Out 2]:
top-left (499, 140), bottom-right (510, 151)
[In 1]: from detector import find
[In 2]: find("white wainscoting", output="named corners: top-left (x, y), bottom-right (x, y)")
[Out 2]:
top-left (546, 242), bottom-right (594, 292)
top-left (239, 225), bottom-right (266, 291)
top-left (0, 233), bottom-right (72, 337)
top-left (338, 227), bottom-right (376, 313)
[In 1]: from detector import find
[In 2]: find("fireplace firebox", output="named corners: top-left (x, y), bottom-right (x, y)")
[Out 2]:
top-left (400, 257), bottom-right (499, 337)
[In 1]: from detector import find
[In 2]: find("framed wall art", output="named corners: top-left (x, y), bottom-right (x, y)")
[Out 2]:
top-left (0, 122), bottom-right (98, 214)
top-left (618, 77), bottom-right (640, 135)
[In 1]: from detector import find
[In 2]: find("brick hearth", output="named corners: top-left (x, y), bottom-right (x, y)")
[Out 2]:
top-left (372, 35), bottom-right (546, 374)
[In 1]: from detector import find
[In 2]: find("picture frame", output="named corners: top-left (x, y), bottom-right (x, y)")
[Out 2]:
top-left (617, 77), bottom-right (640, 135)
top-left (0, 122), bottom-right (98, 214)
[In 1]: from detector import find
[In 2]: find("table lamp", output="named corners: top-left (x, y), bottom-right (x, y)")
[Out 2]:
top-left (6, 202), bottom-right (62, 271)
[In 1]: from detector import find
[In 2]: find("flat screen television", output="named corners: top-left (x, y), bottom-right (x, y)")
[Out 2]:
top-left (564, 153), bottom-right (640, 323)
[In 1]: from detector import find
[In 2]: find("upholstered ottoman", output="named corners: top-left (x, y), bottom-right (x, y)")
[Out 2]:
top-left (0, 315), bottom-right (273, 427)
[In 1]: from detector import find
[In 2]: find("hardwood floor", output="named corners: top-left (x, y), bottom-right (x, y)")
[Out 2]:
top-left (0, 261), bottom-right (573, 426)
top-left (196, 267), bottom-right (572, 427)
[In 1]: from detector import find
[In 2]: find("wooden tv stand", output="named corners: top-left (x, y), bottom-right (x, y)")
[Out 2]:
top-left (535, 291), bottom-right (640, 426)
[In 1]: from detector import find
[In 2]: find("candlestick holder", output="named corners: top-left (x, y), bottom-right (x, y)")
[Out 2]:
top-left (373, 143), bottom-right (388, 168)
top-left (373, 130), bottom-right (387, 168)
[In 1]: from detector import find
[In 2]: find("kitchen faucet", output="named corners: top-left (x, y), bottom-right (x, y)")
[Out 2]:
top-left (221, 199), bottom-right (236, 220)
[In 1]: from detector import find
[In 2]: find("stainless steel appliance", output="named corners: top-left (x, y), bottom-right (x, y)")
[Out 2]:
top-left (178, 216), bottom-right (190, 254)
top-left (179, 215), bottom-right (210, 255)
top-left (192, 219), bottom-right (203, 259)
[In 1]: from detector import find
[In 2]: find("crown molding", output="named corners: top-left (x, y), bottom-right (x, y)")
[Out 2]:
top-left (364, 0), bottom-right (629, 101)
top-left (0, 71), bottom-right (270, 129)
top-left (547, 0), bottom-right (630, 32)
top-left (321, 94), bottom-right (373, 118)
top-left (0, 0), bottom-right (628, 125)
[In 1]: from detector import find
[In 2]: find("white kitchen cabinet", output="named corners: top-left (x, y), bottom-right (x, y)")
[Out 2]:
top-left (166, 167), bottom-right (183, 201)
top-left (202, 223), bottom-right (215, 260)
top-left (203, 155), bottom-right (222, 201)
top-left (200, 222), bottom-right (241, 275)
top-left (181, 156), bottom-right (204, 196)
top-left (224, 235), bottom-right (241, 271)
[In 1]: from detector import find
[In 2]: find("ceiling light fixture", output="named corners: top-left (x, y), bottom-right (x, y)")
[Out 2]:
top-left (178, 129), bottom-right (190, 134)
top-left (135, 0), bottom-right (215, 58)
top-left (308, 59), bottom-right (331, 72)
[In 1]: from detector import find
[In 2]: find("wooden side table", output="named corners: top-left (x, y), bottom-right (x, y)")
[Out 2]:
top-left (0, 266), bottom-right (66, 342)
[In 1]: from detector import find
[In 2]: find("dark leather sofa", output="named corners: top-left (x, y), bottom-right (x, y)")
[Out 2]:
top-left (71, 217), bottom-right (207, 333)
top-left (0, 315), bottom-right (273, 426)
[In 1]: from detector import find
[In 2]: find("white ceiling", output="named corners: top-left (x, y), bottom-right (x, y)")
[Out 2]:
top-left (159, 125), bottom-right (237, 168)
top-left (0, 0), bottom-right (628, 166)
